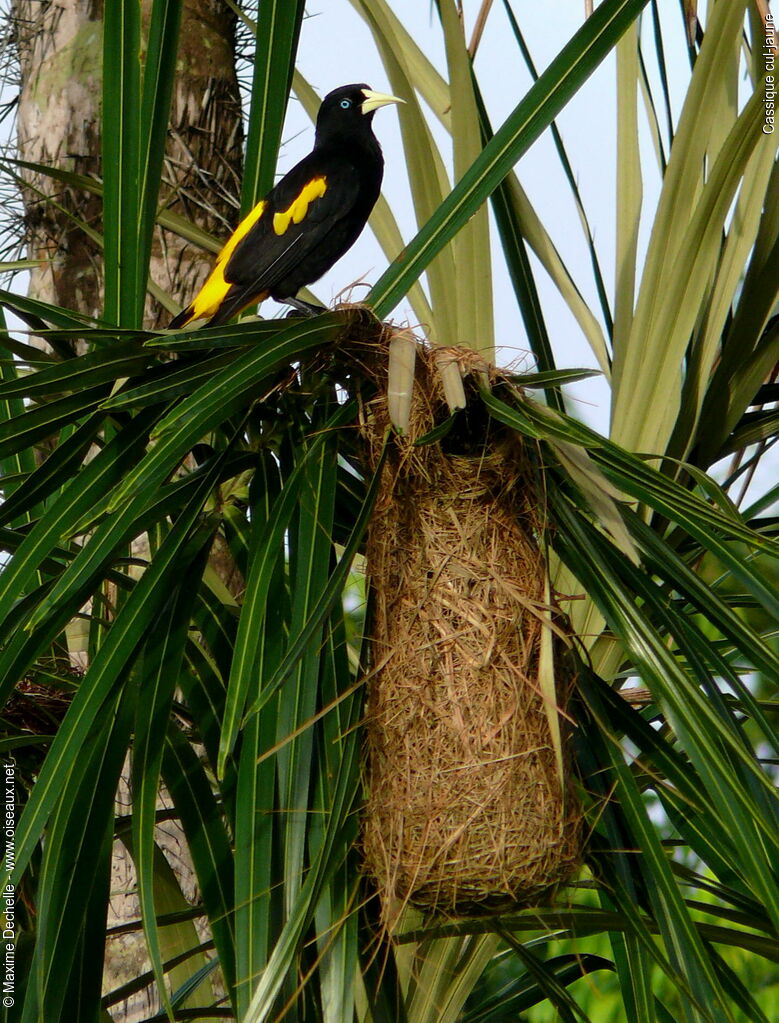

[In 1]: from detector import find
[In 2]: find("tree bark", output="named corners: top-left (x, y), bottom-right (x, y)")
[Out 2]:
top-left (12, 3), bottom-right (244, 1017)
top-left (14, 0), bottom-right (104, 317)
top-left (14, 0), bottom-right (244, 326)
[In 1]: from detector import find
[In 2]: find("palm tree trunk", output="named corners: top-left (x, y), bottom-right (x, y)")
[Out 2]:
top-left (12, 4), bottom-right (244, 1017)
top-left (14, 0), bottom-right (104, 317)
top-left (14, 0), bottom-right (244, 326)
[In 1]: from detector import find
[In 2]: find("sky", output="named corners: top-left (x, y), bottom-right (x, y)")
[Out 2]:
top-left (1, 0), bottom-right (774, 497)
top-left (0, 1), bottom-right (693, 436)
top-left (268, 1), bottom-right (776, 514)
top-left (266, 0), bottom-right (693, 434)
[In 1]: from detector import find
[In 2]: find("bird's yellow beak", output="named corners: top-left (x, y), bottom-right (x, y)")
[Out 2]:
top-left (361, 88), bottom-right (405, 114)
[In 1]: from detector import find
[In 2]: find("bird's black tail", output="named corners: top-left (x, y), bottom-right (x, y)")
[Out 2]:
top-left (168, 287), bottom-right (269, 330)
top-left (168, 305), bottom-right (194, 329)
top-left (203, 288), bottom-right (270, 328)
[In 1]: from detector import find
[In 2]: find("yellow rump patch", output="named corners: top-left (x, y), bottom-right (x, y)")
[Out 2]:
top-left (185, 199), bottom-right (268, 323)
top-left (272, 177), bottom-right (327, 236)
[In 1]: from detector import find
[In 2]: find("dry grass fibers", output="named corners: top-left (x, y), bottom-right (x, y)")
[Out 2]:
top-left (359, 336), bottom-right (581, 916)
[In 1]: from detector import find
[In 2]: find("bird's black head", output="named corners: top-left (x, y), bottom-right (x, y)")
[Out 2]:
top-left (315, 84), bottom-right (403, 145)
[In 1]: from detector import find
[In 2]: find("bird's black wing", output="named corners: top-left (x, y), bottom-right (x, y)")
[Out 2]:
top-left (223, 151), bottom-right (363, 299)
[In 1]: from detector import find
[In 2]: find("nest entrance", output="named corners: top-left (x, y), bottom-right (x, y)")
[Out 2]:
top-left (360, 339), bottom-right (581, 916)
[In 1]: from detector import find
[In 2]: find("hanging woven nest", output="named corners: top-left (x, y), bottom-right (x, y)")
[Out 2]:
top-left (358, 333), bottom-right (582, 916)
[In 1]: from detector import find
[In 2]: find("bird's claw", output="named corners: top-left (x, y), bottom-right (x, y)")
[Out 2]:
top-left (283, 297), bottom-right (326, 318)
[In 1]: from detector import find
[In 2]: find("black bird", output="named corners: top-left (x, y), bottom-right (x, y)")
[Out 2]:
top-left (169, 84), bottom-right (404, 328)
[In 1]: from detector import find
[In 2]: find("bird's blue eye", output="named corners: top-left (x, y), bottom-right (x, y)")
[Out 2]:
top-left (340, 99), bottom-right (351, 109)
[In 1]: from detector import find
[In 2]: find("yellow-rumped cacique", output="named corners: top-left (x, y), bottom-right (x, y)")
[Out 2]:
top-left (169, 84), bottom-right (404, 328)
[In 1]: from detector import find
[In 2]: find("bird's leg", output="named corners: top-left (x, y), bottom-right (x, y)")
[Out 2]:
top-left (282, 296), bottom-right (327, 318)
